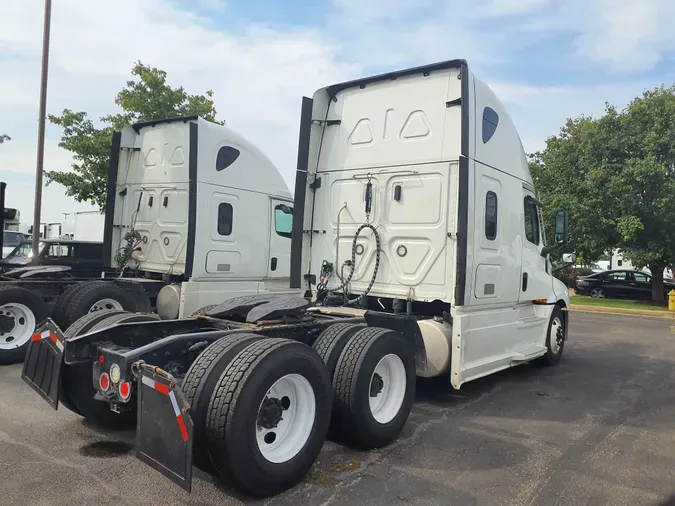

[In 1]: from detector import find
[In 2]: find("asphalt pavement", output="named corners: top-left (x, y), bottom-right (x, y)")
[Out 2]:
top-left (1, 312), bottom-right (675, 506)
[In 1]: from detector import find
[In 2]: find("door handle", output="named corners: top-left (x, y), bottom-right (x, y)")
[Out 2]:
top-left (522, 272), bottom-right (528, 291)
top-left (270, 257), bottom-right (278, 271)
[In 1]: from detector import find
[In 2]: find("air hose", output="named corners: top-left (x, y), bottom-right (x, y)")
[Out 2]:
top-left (331, 175), bottom-right (381, 305)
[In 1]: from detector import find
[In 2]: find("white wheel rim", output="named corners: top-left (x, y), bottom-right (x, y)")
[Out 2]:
top-left (550, 317), bottom-right (563, 354)
top-left (0, 303), bottom-right (36, 350)
top-left (256, 373), bottom-right (316, 464)
top-left (369, 353), bottom-right (407, 424)
top-left (89, 298), bottom-right (124, 313)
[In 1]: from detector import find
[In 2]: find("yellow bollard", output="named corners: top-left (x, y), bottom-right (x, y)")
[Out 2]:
top-left (669, 290), bottom-right (675, 311)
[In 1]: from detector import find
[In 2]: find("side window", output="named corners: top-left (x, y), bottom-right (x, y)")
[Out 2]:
top-left (485, 191), bottom-right (497, 240)
top-left (47, 244), bottom-right (69, 257)
top-left (617, 259), bottom-right (623, 267)
top-left (216, 146), bottom-right (240, 171)
top-left (274, 205), bottom-right (293, 239)
top-left (482, 107), bottom-right (499, 143)
top-left (217, 203), bottom-right (233, 236)
top-left (609, 272), bottom-right (627, 281)
top-left (633, 272), bottom-right (649, 283)
top-left (523, 198), bottom-right (540, 245)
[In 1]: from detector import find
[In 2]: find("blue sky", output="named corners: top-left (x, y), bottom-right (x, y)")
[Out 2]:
top-left (1, 0), bottom-right (674, 230)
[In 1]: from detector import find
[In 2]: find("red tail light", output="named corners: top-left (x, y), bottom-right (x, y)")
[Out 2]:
top-left (119, 381), bottom-right (131, 401)
top-left (99, 373), bottom-right (110, 392)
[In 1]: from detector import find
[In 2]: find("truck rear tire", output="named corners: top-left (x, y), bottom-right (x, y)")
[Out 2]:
top-left (63, 309), bottom-right (129, 340)
top-left (181, 332), bottom-right (262, 473)
top-left (0, 286), bottom-right (49, 365)
top-left (206, 339), bottom-right (332, 497)
top-left (60, 282), bottom-right (138, 331)
top-left (50, 283), bottom-right (83, 329)
top-left (312, 322), bottom-right (364, 438)
top-left (332, 327), bottom-right (416, 449)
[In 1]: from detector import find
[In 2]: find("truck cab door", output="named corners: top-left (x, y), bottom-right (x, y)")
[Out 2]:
top-left (518, 192), bottom-right (552, 303)
top-left (267, 200), bottom-right (293, 279)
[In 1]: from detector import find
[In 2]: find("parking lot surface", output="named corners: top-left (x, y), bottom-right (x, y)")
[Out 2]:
top-left (1, 312), bottom-right (675, 506)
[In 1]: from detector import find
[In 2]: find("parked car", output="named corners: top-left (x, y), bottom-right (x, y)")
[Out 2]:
top-left (574, 269), bottom-right (675, 301)
top-left (0, 239), bottom-right (103, 278)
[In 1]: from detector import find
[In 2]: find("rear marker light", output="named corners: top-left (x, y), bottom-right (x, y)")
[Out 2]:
top-left (110, 364), bottom-right (121, 384)
top-left (99, 373), bottom-right (110, 392)
top-left (119, 381), bottom-right (131, 401)
top-left (98, 355), bottom-right (104, 364)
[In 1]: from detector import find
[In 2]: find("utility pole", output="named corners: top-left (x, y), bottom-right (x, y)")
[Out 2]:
top-left (32, 0), bottom-right (52, 258)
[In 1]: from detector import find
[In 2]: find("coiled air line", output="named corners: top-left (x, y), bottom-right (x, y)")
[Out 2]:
top-left (331, 174), bottom-right (381, 306)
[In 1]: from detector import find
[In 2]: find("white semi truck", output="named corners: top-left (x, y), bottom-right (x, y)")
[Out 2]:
top-left (0, 117), bottom-right (294, 365)
top-left (23, 59), bottom-right (574, 498)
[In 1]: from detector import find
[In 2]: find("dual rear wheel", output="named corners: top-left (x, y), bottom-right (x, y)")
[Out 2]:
top-left (181, 323), bottom-right (416, 497)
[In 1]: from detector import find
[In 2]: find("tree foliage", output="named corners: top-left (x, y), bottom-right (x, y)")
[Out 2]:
top-left (531, 85), bottom-right (675, 302)
top-left (0, 134), bottom-right (10, 144)
top-left (46, 62), bottom-right (223, 209)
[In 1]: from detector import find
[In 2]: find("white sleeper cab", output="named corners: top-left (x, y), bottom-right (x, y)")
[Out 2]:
top-left (292, 58), bottom-right (573, 388)
top-left (104, 116), bottom-right (295, 318)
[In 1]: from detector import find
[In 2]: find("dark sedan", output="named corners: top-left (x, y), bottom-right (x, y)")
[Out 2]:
top-left (574, 269), bottom-right (675, 301)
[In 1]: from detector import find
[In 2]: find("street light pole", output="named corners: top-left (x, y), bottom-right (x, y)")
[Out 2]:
top-left (32, 0), bottom-right (52, 258)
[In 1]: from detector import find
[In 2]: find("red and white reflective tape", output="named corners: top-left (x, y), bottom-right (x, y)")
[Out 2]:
top-left (141, 375), bottom-right (189, 442)
top-left (31, 330), bottom-right (64, 352)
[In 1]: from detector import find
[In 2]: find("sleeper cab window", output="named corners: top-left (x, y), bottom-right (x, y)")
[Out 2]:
top-left (218, 203), bottom-right (233, 235)
top-left (482, 107), bottom-right (499, 143)
top-left (523, 198), bottom-right (540, 245)
top-left (216, 146), bottom-right (240, 171)
top-left (274, 204), bottom-right (293, 239)
top-left (485, 191), bottom-right (498, 240)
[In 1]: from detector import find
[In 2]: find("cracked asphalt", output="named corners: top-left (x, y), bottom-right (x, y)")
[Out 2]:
top-left (2, 312), bottom-right (675, 506)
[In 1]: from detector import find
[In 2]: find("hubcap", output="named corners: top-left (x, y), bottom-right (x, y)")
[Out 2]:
top-left (590, 288), bottom-right (606, 298)
top-left (550, 317), bottom-right (564, 354)
top-left (89, 298), bottom-right (124, 313)
top-left (369, 354), bottom-right (407, 424)
top-left (0, 303), bottom-right (36, 350)
top-left (256, 373), bottom-right (316, 464)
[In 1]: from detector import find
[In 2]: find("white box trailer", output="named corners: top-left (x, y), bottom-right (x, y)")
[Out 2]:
top-left (73, 211), bottom-right (105, 241)
top-left (22, 59), bottom-right (575, 499)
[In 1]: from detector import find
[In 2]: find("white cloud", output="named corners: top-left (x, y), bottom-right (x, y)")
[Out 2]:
top-left (571, 0), bottom-right (674, 72)
top-left (0, 0), bottom-right (360, 226)
top-left (474, 0), bottom-right (551, 17)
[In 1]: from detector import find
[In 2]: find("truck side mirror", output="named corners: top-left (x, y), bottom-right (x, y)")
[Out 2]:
top-left (555, 211), bottom-right (569, 245)
top-left (562, 253), bottom-right (576, 264)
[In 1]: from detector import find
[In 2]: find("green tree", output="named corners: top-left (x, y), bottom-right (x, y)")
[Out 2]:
top-left (0, 134), bottom-right (10, 144)
top-left (530, 85), bottom-right (675, 303)
top-left (46, 62), bottom-right (222, 209)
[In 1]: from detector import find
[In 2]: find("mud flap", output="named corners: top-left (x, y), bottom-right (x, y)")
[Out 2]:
top-left (135, 367), bottom-right (194, 492)
top-left (21, 319), bottom-right (64, 410)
